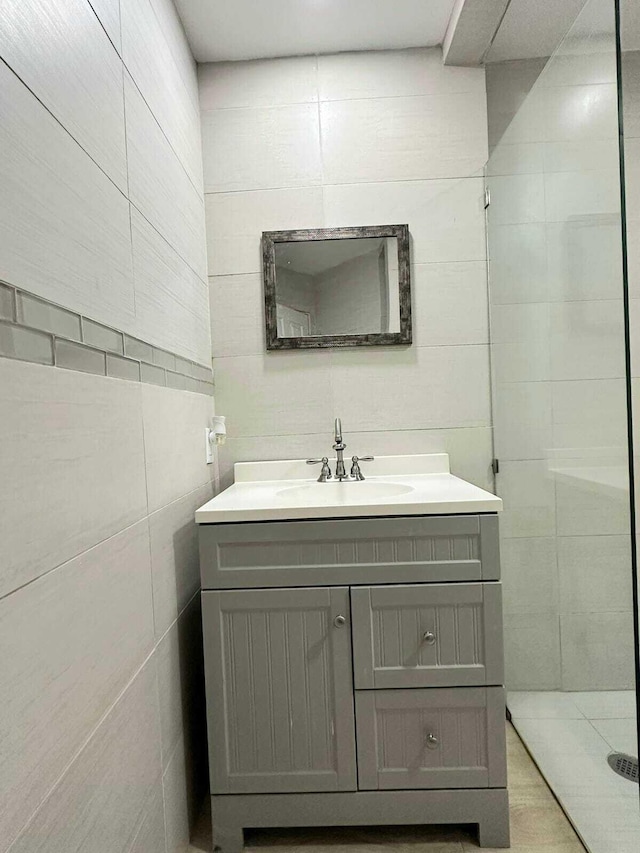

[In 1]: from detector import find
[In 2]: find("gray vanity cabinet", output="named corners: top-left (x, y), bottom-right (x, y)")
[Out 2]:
top-left (199, 514), bottom-right (510, 850)
top-left (201, 587), bottom-right (357, 794)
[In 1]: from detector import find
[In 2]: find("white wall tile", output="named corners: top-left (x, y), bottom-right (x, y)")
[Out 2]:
top-left (490, 303), bottom-right (551, 382)
top-left (121, 0), bottom-right (203, 190)
top-left (555, 480), bottom-right (631, 538)
top-left (551, 379), bottom-right (628, 450)
top-left (543, 138), bottom-right (620, 174)
top-left (504, 612), bottom-right (562, 690)
top-left (205, 187), bottom-right (324, 277)
top-left (549, 300), bottom-right (626, 381)
top-left (163, 737), bottom-right (193, 853)
top-left (201, 103), bottom-right (323, 193)
top-left (544, 169), bottom-right (620, 222)
top-left (560, 612), bottom-right (636, 690)
top-left (622, 50), bottom-right (640, 138)
top-left (320, 93), bottom-right (487, 184)
top-left (623, 138), bottom-right (640, 221)
top-left (0, 360), bottom-right (147, 598)
top-left (0, 0), bottom-right (127, 191)
top-left (9, 659), bottom-right (162, 853)
top-left (493, 381), bottom-right (553, 461)
top-left (130, 208), bottom-right (210, 363)
top-left (545, 216), bottom-right (623, 302)
top-left (128, 787), bottom-right (167, 853)
top-left (488, 223), bottom-right (549, 304)
top-left (199, 56), bottom-right (318, 110)
top-left (558, 535), bottom-right (633, 614)
top-left (323, 177), bottom-right (486, 264)
top-left (544, 82), bottom-right (618, 143)
top-left (487, 173), bottom-right (545, 225)
top-left (486, 142), bottom-right (544, 177)
top-left (155, 598), bottom-right (205, 772)
top-left (147, 0), bottom-right (198, 108)
top-left (217, 426), bottom-right (494, 492)
top-left (541, 51), bottom-right (617, 88)
top-left (329, 345), bottom-right (491, 432)
top-left (501, 537), bottom-right (558, 615)
top-left (499, 461), bottom-right (557, 539)
top-left (213, 350), bottom-right (332, 438)
top-left (411, 262), bottom-right (489, 347)
top-left (317, 47), bottom-right (485, 102)
top-left (125, 74), bottom-right (207, 280)
top-left (141, 383), bottom-right (214, 513)
top-left (0, 521), bottom-right (155, 852)
top-left (149, 483), bottom-right (213, 638)
top-left (210, 273), bottom-right (264, 357)
top-left (0, 60), bottom-right (135, 330)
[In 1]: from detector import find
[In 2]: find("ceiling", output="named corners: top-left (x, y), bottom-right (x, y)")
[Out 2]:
top-left (486, 0), bottom-right (606, 62)
top-left (173, 0), bottom-right (457, 63)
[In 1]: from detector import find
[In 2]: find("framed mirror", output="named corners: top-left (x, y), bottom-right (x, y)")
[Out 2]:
top-left (262, 224), bottom-right (411, 350)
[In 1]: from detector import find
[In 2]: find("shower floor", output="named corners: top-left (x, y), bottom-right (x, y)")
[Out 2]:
top-left (509, 690), bottom-right (640, 853)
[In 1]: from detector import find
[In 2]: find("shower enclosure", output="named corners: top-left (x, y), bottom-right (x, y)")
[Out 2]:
top-left (486, 0), bottom-right (640, 849)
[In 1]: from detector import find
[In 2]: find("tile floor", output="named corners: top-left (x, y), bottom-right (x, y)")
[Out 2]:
top-left (508, 691), bottom-right (640, 853)
top-left (188, 724), bottom-right (586, 853)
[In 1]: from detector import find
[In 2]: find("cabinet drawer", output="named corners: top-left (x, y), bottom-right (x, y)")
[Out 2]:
top-left (351, 583), bottom-right (504, 689)
top-left (355, 687), bottom-right (507, 791)
top-left (200, 514), bottom-right (500, 589)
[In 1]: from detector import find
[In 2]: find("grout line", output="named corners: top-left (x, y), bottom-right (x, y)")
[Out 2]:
top-left (86, 0), bottom-right (122, 58)
top-left (201, 173), bottom-right (486, 196)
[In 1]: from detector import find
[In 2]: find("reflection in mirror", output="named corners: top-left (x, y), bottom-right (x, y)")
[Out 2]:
top-left (262, 225), bottom-right (411, 350)
top-left (274, 237), bottom-right (400, 337)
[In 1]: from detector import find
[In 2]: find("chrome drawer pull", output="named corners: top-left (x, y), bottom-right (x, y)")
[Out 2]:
top-left (334, 614), bottom-right (346, 627)
top-left (422, 631), bottom-right (436, 645)
top-left (425, 732), bottom-right (439, 749)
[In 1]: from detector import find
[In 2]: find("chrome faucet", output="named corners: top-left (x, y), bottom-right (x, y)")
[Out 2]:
top-left (307, 418), bottom-right (374, 481)
top-left (333, 417), bottom-right (348, 481)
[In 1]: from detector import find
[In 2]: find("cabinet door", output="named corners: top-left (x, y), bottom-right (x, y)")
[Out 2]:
top-left (351, 583), bottom-right (504, 688)
top-left (202, 587), bottom-right (356, 794)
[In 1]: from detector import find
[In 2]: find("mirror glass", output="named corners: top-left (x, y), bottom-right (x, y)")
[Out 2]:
top-left (274, 237), bottom-right (400, 338)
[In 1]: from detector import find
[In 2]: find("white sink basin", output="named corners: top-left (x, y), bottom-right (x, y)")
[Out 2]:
top-left (277, 481), bottom-right (414, 504)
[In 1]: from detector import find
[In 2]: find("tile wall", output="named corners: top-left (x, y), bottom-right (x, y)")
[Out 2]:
top-left (486, 15), bottom-right (636, 691)
top-left (0, 1), bottom-right (214, 851)
top-left (198, 47), bottom-right (494, 489)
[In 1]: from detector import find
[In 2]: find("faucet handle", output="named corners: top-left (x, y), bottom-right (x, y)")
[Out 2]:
top-left (307, 457), bottom-right (332, 482)
top-left (350, 455), bottom-right (374, 480)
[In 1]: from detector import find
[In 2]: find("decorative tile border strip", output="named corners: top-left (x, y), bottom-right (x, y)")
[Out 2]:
top-left (0, 281), bottom-right (214, 396)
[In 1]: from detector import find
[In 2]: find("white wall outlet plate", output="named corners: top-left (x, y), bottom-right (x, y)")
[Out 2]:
top-left (205, 428), bottom-right (213, 464)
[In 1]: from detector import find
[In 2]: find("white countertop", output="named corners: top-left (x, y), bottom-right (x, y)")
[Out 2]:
top-left (195, 454), bottom-right (502, 524)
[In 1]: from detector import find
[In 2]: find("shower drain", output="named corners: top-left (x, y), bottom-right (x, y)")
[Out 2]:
top-left (607, 752), bottom-right (639, 783)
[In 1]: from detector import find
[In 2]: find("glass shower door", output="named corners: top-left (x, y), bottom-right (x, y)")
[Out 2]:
top-left (486, 0), bottom-right (639, 849)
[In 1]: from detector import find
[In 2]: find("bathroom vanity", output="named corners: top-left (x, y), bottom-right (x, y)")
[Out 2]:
top-left (196, 453), bottom-right (509, 850)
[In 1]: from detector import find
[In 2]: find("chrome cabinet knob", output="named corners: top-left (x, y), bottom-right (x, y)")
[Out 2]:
top-left (334, 614), bottom-right (346, 627)
top-left (425, 732), bottom-right (439, 749)
top-left (422, 631), bottom-right (436, 645)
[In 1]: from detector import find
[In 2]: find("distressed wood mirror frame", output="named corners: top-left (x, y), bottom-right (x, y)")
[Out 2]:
top-left (262, 224), bottom-right (412, 350)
